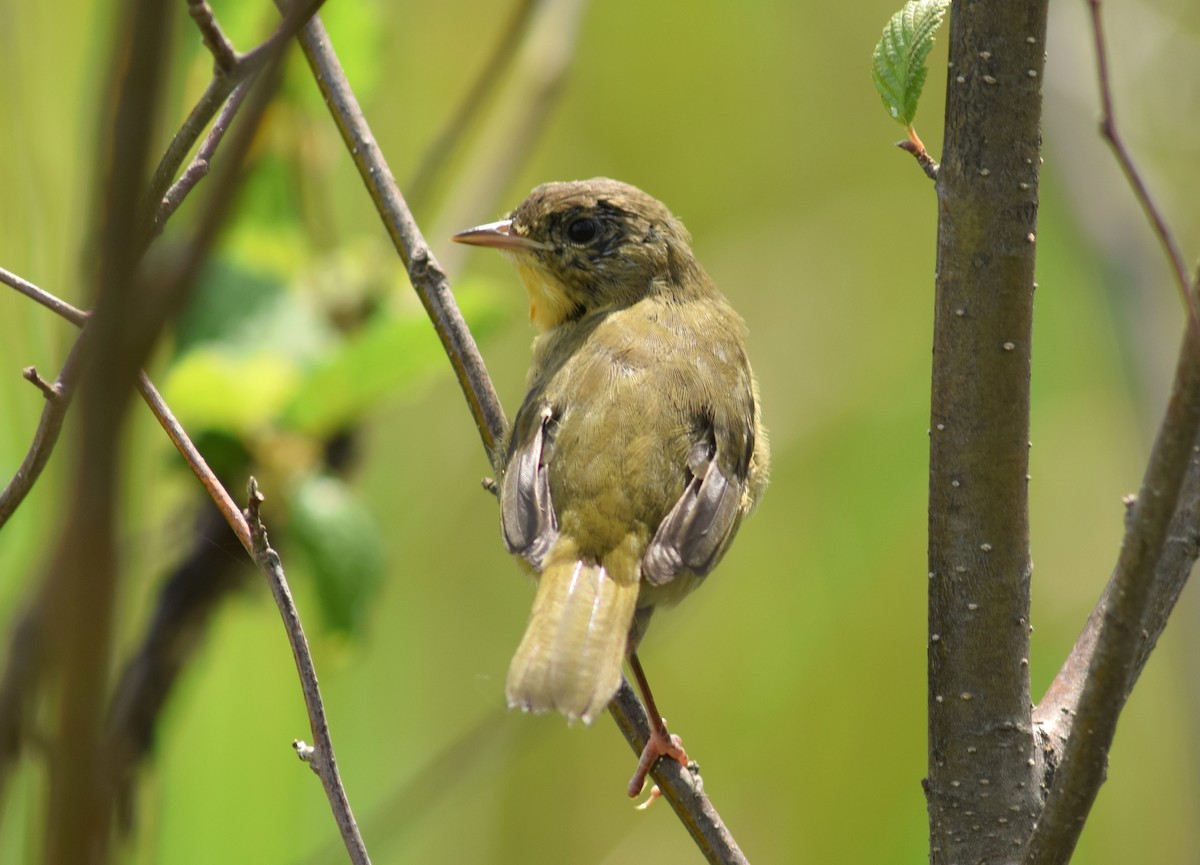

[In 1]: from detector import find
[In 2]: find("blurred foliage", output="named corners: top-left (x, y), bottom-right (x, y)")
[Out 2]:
top-left (2, 1), bottom-right (1200, 864)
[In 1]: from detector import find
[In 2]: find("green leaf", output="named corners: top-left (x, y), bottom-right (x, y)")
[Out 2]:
top-left (871, 0), bottom-right (949, 127)
top-left (161, 348), bottom-right (301, 436)
top-left (282, 283), bottom-right (506, 436)
top-left (288, 474), bottom-right (385, 636)
top-left (174, 257), bottom-right (334, 362)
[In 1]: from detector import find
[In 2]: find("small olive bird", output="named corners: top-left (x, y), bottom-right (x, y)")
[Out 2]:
top-left (453, 178), bottom-right (768, 796)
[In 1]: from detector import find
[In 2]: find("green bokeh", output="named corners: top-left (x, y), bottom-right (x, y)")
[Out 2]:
top-left (1, 1), bottom-right (1198, 863)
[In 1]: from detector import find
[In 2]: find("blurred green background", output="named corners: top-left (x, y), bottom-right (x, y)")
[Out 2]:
top-left (2, 0), bottom-right (1199, 862)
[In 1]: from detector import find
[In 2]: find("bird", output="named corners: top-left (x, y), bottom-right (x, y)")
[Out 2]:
top-left (453, 178), bottom-right (768, 796)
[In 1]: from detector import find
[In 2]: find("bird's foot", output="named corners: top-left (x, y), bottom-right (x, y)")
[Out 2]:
top-left (627, 720), bottom-right (688, 799)
top-left (634, 784), bottom-right (663, 810)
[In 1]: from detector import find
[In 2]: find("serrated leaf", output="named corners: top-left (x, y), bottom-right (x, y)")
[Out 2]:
top-left (871, 0), bottom-right (949, 127)
top-left (289, 474), bottom-right (385, 636)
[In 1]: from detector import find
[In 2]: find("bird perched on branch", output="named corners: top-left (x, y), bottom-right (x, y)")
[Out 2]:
top-left (454, 178), bottom-right (768, 796)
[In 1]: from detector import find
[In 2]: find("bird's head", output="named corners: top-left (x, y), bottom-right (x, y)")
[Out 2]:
top-left (452, 178), bottom-right (700, 330)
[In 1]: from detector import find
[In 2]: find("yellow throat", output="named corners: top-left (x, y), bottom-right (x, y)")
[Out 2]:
top-left (512, 257), bottom-right (578, 331)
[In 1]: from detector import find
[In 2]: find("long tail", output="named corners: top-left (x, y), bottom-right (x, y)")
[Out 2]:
top-left (506, 544), bottom-right (640, 725)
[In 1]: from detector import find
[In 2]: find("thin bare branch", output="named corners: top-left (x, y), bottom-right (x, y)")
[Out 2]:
top-left (0, 349), bottom-right (84, 529)
top-left (1, 4), bottom-right (363, 859)
top-left (114, 372), bottom-right (373, 862)
top-left (22, 367), bottom-right (61, 400)
top-left (1086, 0), bottom-right (1197, 334)
top-left (897, 138), bottom-right (939, 180)
top-left (1015, 5), bottom-right (1200, 860)
top-left (0, 265), bottom-right (87, 326)
top-left (240, 0), bottom-right (329, 74)
top-left (0, 268), bottom-right (248, 553)
top-left (147, 0), bottom-right (328, 224)
top-left (138, 371), bottom-right (251, 549)
top-left (1026, 280), bottom-right (1200, 864)
top-left (1, 0), bottom-right (320, 532)
top-left (137, 371), bottom-right (369, 859)
top-left (609, 683), bottom-right (749, 865)
top-left (288, 10), bottom-right (507, 462)
top-left (187, 0), bottom-right (238, 73)
top-left (154, 76), bottom-right (256, 234)
top-left (0, 344), bottom-right (85, 811)
top-left (245, 480), bottom-right (371, 865)
top-left (3, 289), bottom-right (369, 864)
top-left (148, 76), bottom-right (237, 213)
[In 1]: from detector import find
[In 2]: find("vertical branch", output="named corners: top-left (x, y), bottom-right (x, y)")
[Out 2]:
top-left (42, 1), bottom-right (174, 861)
top-left (926, 2), bottom-right (1049, 863)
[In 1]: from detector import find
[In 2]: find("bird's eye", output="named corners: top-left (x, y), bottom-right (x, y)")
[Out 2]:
top-left (566, 217), bottom-right (598, 244)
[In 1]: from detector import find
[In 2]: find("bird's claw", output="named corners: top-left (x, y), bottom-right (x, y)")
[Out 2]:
top-left (634, 784), bottom-right (664, 810)
top-left (627, 721), bottom-right (688, 799)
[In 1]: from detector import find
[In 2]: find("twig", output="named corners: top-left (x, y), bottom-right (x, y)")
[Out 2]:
top-left (2, 0), bottom-right (323, 526)
top-left (609, 683), bottom-right (749, 865)
top-left (245, 481), bottom-right (371, 865)
top-left (125, 43), bottom-right (288, 381)
top-left (146, 0), bottom-right (328, 225)
top-left (187, 0), bottom-right (239, 73)
top-left (2, 4), bottom-right (363, 857)
top-left (22, 367), bottom-right (61, 400)
top-left (1, 275), bottom-right (370, 860)
top-left (154, 76), bottom-right (256, 234)
top-left (1026, 276), bottom-right (1200, 865)
top-left (0, 349), bottom-right (84, 529)
top-left (0, 269), bottom-right (247, 552)
top-left (240, 0), bottom-right (329, 74)
top-left (1086, 0), bottom-right (1197, 333)
top-left (897, 138), bottom-right (939, 180)
top-left (1018, 7), bottom-right (1200, 861)
top-left (0, 345), bottom-right (85, 810)
top-left (138, 372), bottom-right (251, 550)
top-left (288, 11), bottom-right (507, 463)
top-left (134, 360), bottom-right (369, 859)
top-left (0, 265), bottom-right (87, 326)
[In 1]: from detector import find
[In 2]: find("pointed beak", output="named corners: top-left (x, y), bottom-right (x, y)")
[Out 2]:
top-left (451, 219), bottom-right (538, 252)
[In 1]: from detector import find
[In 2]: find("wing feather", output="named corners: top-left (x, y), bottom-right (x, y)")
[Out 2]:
top-left (500, 405), bottom-right (559, 568)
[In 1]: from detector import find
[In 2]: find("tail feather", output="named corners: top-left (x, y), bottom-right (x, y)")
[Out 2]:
top-left (506, 552), bottom-right (640, 724)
